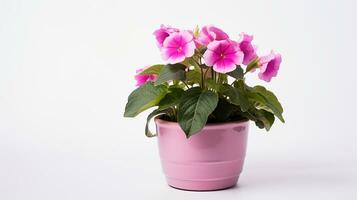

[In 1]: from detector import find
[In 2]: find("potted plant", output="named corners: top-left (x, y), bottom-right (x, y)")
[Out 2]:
top-left (124, 25), bottom-right (285, 191)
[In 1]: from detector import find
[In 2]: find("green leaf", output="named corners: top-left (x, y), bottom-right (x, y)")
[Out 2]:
top-left (177, 88), bottom-right (219, 138)
top-left (255, 120), bottom-right (265, 129)
top-left (211, 98), bottom-right (240, 122)
top-left (206, 79), bottom-right (220, 91)
top-left (254, 86), bottom-right (283, 113)
top-left (242, 108), bottom-right (275, 131)
top-left (226, 65), bottom-right (244, 79)
top-left (217, 73), bottom-right (228, 84)
top-left (139, 64), bottom-right (164, 75)
top-left (247, 85), bottom-right (285, 123)
top-left (158, 87), bottom-right (185, 110)
top-left (186, 70), bottom-right (201, 84)
top-left (254, 109), bottom-right (275, 131)
top-left (220, 83), bottom-right (250, 112)
top-left (259, 110), bottom-right (275, 130)
top-left (145, 109), bottom-right (170, 137)
top-left (182, 57), bottom-right (200, 69)
top-left (155, 63), bottom-right (186, 85)
top-left (124, 82), bottom-right (168, 117)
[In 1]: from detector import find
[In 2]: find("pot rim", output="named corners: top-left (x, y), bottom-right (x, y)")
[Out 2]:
top-left (154, 117), bottom-right (249, 130)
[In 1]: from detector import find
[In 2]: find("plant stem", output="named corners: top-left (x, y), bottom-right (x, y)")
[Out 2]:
top-left (195, 56), bottom-right (205, 88)
top-left (171, 107), bottom-right (177, 120)
top-left (213, 71), bottom-right (217, 83)
top-left (200, 67), bottom-right (204, 88)
top-left (182, 81), bottom-right (190, 89)
top-left (211, 68), bottom-right (214, 80)
top-left (193, 59), bottom-right (200, 68)
top-left (203, 68), bottom-right (210, 80)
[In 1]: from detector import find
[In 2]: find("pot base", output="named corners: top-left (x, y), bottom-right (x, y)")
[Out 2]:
top-left (167, 176), bottom-right (239, 191)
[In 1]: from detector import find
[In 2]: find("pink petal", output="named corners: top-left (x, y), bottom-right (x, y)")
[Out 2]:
top-left (203, 40), bottom-right (243, 73)
top-left (197, 25), bottom-right (229, 46)
top-left (161, 47), bottom-right (178, 60)
top-left (203, 49), bottom-right (220, 66)
top-left (135, 67), bottom-right (157, 86)
top-left (180, 31), bottom-right (194, 43)
top-left (208, 26), bottom-right (229, 40)
top-left (238, 32), bottom-right (253, 43)
top-left (258, 73), bottom-right (272, 82)
top-left (183, 40), bottom-right (195, 57)
top-left (164, 50), bottom-right (186, 64)
top-left (213, 58), bottom-right (237, 73)
top-left (227, 50), bottom-right (244, 66)
top-left (153, 24), bottom-right (179, 47)
top-left (258, 51), bottom-right (282, 82)
top-left (161, 31), bottom-right (195, 64)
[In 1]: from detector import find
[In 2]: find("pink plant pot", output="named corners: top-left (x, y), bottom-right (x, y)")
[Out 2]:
top-left (155, 118), bottom-right (249, 191)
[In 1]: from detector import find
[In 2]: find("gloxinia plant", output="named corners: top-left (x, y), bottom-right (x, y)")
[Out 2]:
top-left (124, 25), bottom-right (285, 138)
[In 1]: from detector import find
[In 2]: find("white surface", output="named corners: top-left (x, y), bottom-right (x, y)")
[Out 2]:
top-left (1, 0), bottom-right (357, 199)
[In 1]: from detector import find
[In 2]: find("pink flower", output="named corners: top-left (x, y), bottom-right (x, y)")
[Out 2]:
top-left (186, 29), bottom-right (200, 48)
top-left (203, 40), bottom-right (244, 73)
top-left (258, 51), bottom-right (281, 82)
top-left (153, 25), bottom-right (179, 47)
top-left (197, 26), bottom-right (229, 46)
top-left (134, 68), bottom-right (157, 86)
top-left (161, 31), bottom-right (195, 64)
top-left (238, 33), bottom-right (257, 65)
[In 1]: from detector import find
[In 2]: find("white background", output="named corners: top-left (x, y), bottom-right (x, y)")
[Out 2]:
top-left (1, 0), bottom-right (357, 199)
